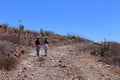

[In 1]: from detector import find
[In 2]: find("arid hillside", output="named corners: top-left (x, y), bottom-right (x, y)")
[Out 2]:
top-left (0, 24), bottom-right (120, 80)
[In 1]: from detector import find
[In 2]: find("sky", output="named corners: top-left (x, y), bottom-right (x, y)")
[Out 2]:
top-left (0, 0), bottom-right (120, 42)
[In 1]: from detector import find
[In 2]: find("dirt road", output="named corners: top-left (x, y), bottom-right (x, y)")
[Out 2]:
top-left (0, 43), bottom-right (120, 80)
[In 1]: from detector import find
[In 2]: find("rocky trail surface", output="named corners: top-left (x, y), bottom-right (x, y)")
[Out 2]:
top-left (0, 43), bottom-right (120, 80)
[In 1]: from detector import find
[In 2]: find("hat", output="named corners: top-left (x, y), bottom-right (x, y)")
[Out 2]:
top-left (45, 36), bottom-right (48, 39)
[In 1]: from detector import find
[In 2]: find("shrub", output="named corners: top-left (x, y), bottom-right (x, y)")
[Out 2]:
top-left (40, 28), bottom-right (53, 36)
top-left (44, 30), bottom-right (54, 36)
top-left (0, 34), bottom-right (20, 44)
top-left (40, 28), bottom-right (44, 36)
top-left (66, 34), bottom-right (91, 43)
top-left (44, 30), bottom-right (50, 36)
top-left (0, 34), bottom-right (29, 46)
top-left (112, 56), bottom-right (120, 65)
top-left (32, 31), bottom-right (39, 37)
top-left (90, 42), bottom-right (111, 57)
top-left (2, 24), bottom-right (8, 29)
top-left (100, 42), bottom-right (120, 57)
top-left (19, 37), bottom-right (30, 46)
top-left (12, 27), bottom-right (19, 33)
top-left (90, 42), bottom-right (120, 68)
top-left (0, 56), bottom-right (18, 71)
top-left (104, 56), bottom-right (120, 68)
top-left (66, 34), bottom-right (76, 39)
top-left (19, 24), bottom-right (24, 31)
top-left (109, 42), bottom-right (120, 56)
top-left (0, 41), bottom-right (14, 56)
top-left (0, 41), bottom-right (18, 71)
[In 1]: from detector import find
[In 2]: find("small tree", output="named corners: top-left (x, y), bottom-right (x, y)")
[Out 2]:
top-left (18, 24), bottom-right (24, 38)
top-left (40, 28), bottom-right (44, 36)
top-left (45, 30), bottom-right (50, 36)
top-left (19, 24), bottom-right (24, 30)
top-left (2, 24), bottom-right (8, 29)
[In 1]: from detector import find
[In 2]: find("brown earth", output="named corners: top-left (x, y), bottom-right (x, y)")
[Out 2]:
top-left (0, 43), bottom-right (120, 80)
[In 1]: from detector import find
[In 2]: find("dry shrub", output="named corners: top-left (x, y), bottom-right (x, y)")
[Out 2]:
top-left (89, 42), bottom-right (111, 57)
top-left (0, 56), bottom-right (18, 71)
top-left (111, 56), bottom-right (120, 66)
top-left (0, 41), bottom-right (18, 71)
top-left (0, 41), bottom-right (14, 56)
top-left (19, 37), bottom-right (30, 46)
top-left (0, 34), bottom-right (19, 44)
top-left (105, 56), bottom-right (120, 68)
top-left (89, 42), bottom-right (120, 68)
top-left (1, 24), bottom-right (8, 29)
top-left (66, 34), bottom-right (77, 39)
top-left (0, 34), bottom-right (31, 46)
top-left (40, 28), bottom-right (53, 37)
top-left (66, 34), bottom-right (91, 43)
top-left (12, 27), bottom-right (19, 33)
top-left (31, 30), bottom-right (39, 37)
top-left (109, 42), bottom-right (120, 56)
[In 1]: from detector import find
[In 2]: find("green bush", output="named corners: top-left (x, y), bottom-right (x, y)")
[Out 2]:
top-left (40, 28), bottom-right (44, 36)
top-left (19, 24), bottom-right (24, 31)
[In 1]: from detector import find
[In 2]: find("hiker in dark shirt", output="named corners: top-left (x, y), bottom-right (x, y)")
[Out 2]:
top-left (35, 37), bottom-right (40, 56)
top-left (44, 36), bottom-right (49, 56)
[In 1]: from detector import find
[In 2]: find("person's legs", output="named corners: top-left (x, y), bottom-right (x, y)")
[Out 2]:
top-left (44, 44), bottom-right (48, 56)
top-left (36, 47), bottom-right (40, 56)
top-left (44, 49), bottom-right (47, 56)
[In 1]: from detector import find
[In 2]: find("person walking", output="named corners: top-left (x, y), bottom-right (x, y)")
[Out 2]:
top-left (44, 36), bottom-right (49, 57)
top-left (35, 37), bottom-right (41, 56)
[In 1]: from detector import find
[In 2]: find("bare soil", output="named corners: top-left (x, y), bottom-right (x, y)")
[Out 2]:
top-left (0, 43), bottom-right (120, 80)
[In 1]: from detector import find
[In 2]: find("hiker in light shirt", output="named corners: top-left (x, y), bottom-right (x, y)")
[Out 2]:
top-left (44, 36), bottom-right (49, 57)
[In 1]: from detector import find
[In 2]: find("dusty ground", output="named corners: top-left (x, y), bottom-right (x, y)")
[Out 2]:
top-left (0, 43), bottom-right (120, 80)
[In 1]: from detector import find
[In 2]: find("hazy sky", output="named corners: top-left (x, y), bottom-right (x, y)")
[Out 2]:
top-left (0, 0), bottom-right (120, 42)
